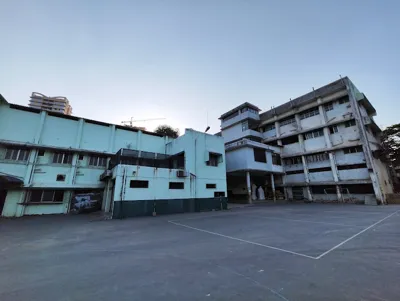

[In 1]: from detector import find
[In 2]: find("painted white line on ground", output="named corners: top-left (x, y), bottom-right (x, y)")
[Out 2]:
top-left (168, 220), bottom-right (317, 260)
top-left (169, 212), bottom-right (238, 222)
top-left (315, 210), bottom-right (400, 259)
top-left (241, 214), bottom-right (363, 228)
top-left (322, 210), bottom-right (389, 214)
top-left (216, 265), bottom-right (290, 301)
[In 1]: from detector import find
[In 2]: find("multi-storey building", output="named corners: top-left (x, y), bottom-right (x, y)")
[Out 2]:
top-left (29, 92), bottom-right (73, 115)
top-left (220, 77), bottom-right (393, 205)
top-left (0, 95), bottom-right (227, 218)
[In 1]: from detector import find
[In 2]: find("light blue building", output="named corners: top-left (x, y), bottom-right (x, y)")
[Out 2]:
top-left (0, 95), bottom-right (227, 218)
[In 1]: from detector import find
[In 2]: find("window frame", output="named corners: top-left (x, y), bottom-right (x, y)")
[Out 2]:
top-left (345, 119), bottom-right (356, 128)
top-left (27, 190), bottom-right (64, 203)
top-left (129, 180), bottom-right (149, 188)
top-left (53, 152), bottom-right (73, 165)
top-left (169, 182), bottom-right (184, 189)
top-left (206, 183), bottom-right (217, 189)
top-left (299, 108), bottom-right (320, 120)
top-left (253, 148), bottom-right (267, 163)
top-left (5, 148), bottom-right (30, 162)
top-left (324, 102), bottom-right (334, 112)
top-left (88, 155), bottom-right (108, 167)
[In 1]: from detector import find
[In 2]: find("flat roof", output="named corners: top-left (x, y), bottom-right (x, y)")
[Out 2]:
top-left (260, 77), bottom-right (348, 122)
top-left (219, 102), bottom-right (261, 120)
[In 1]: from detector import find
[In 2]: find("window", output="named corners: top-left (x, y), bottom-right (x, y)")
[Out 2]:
top-left (300, 108), bottom-right (319, 120)
top-left (89, 155), bottom-right (107, 167)
top-left (222, 111), bottom-right (239, 122)
top-left (324, 102), bottom-right (334, 112)
top-left (206, 184), bottom-right (216, 189)
top-left (306, 152), bottom-right (329, 163)
top-left (308, 167), bottom-right (331, 172)
top-left (284, 156), bottom-right (302, 165)
top-left (253, 148), bottom-right (266, 163)
top-left (338, 96), bottom-right (349, 104)
top-left (38, 149), bottom-right (45, 156)
top-left (264, 123), bottom-right (276, 131)
top-left (281, 135), bottom-right (299, 145)
top-left (169, 182), bottom-right (184, 189)
top-left (56, 174), bottom-right (66, 182)
top-left (303, 129), bottom-right (324, 140)
top-left (285, 169), bottom-right (304, 175)
top-left (329, 125), bottom-right (339, 134)
top-left (214, 191), bottom-right (225, 197)
top-left (343, 146), bottom-right (363, 154)
top-left (27, 190), bottom-right (64, 203)
top-left (241, 107), bottom-right (258, 114)
top-left (345, 120), bottom-right (356, 127)
top-left (311, 186), bottom-right (337, 194)
top-left (280, 116), bottom-right (296, 126)
top-left (241, 121), bottom-right (249, 131)
top-left (337, 163), bottom-right (367, 170)
top-left (130, 180), bottom-right (149, 188)
top-left (5, 148), bottom-right (30, 161)
top-left (206, 153), bottom-right (222, 167)
top-left (272, 153), bottom-right (281, 165)
top-left (53, 152), bottom-right (73, 164)
top-left (78, 154), bottom-right (84, 160)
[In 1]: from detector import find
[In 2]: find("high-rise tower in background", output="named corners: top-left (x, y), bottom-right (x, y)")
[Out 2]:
top-left (28, 92), bottom-right (73, 115)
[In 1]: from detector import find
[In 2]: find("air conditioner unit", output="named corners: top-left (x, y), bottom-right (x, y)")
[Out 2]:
top-left (176, 170), bottom-right (188, 178)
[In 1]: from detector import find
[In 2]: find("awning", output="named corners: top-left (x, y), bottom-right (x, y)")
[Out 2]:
top-left (0, 173), bottom-right (24, 188)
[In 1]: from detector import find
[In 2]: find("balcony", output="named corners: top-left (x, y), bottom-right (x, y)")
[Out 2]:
top-left (221, 111), bottom-right (260, 129)
top-left (225, 138), bottom-right (280, 153)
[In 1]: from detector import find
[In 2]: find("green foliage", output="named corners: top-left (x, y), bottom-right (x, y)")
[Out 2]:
top-left (382, 123), bottom-right (400, 168)
top-left (154, 125), bottom-right (179, 139)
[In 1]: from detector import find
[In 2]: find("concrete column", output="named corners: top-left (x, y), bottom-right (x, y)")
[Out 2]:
top-left (318, 102), bottom-right (328, 125)
top-left (336, 185), bottom-right (343, 202)
top-left (69, 119), bottom-right (84, 185)
top-left (298, 133), bottom-right (305, 152)
top-left (34, 111), bottom-right (47, 144)
top-left (246, 171), bottom-right (252, 204)
top-left (277, 140), bottom-right (282, 146)
top-left (270, 174), bottom-right (276, 202)
top-left (275, 121), bottom-right (281, 138)
top-left (295, 114), bottom-right (302, 131)
top-left (301, 155), bottom-right (313, 201)
top-left (323, 127), bottom-right (332, 148)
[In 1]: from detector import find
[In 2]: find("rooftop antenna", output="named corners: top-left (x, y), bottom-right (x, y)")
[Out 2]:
top-left (205, 110), bottom-right (210, 132)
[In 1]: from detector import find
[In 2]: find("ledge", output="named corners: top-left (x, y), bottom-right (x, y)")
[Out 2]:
top-left (18, 202), bottom-right (64, 206)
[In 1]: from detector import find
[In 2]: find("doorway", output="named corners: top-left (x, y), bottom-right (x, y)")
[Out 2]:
top-left (0, 190), bottom-right (7, 215)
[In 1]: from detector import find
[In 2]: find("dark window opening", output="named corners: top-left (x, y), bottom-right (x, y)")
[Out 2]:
top-left (38, 149), bottom-right (45, 156)
top-left (56, 174), bottom-right (66, 182)
top-left (341, 184), bottom-right (374, 194)
top-left (345, 119), bottom-right (356, 128)
top-left (169, 182), bottom-right (184, 189)
top-left (272, 153), bottom-right (281, 165)
top-left (337, 163), bottom-right (367, 170)
top-left (206, 152), bottom-right (222, 167)
top-left (5, 148), bottom-right (30, 161)
top-left (281, 135), bottom-right (299, 145)
top-left (78, 154), bottom-right (84, 160)
top-left (284, 156), bottom-right (302, 165)
top-left (130, 180), bottom-right (149, 188)
top-left (300, 107), bottom-right (319, 120)
top-left (206, 184), bottom-right (216, 189)
top-left (343, 146), bottom-right (363, 154)
top-left (253, 148), bottom-right (266, 163)
top-left (338, 96), bottom-right (350, 104)
top-left (303, 129), bottom-right (324, 140)
top-left (28, 190), bottom-right (64, 203)
top-left (285, 169), bottom-right (304, 175)
top-left (308, 167), bottom-right (331, 173)
top-left (53, 152), bottom-right (73, 164)
top-left (329, 125), bottom-right (339, 134)
top-left (264, 123), bottom-right (276, 131)
top-left (169, 152), bottom-right (185, 169)
top-left (311, 185), bottom-right (337, 194)
top-left (214, 191), bottom-right (225, 197)
top-left (280, 116), bottom-right (296, 126)
top-left (267, 140), bottom-right (279, 146)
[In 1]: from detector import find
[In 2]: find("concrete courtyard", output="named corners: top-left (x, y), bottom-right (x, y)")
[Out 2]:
top-left (1, 204), bottom-right (399, 301)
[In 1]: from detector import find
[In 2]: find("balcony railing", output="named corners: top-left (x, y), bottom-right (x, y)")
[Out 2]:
top-left (225, 138), bottom-right (280, 152)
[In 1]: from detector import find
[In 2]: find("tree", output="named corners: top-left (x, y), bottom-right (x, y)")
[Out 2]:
top-left (381, 123), bottom-right (400, 191)
top-left (154, 125), bottom-right (179, 138)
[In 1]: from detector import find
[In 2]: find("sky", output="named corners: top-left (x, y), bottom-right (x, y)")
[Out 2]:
top-left (1, 0), bottom-right (399, 134)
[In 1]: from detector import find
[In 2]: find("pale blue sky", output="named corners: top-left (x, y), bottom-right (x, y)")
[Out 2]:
top-left (1, 0), bottom-right (399, 134)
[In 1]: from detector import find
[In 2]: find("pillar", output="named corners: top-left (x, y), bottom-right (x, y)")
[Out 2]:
top-left (69, 119), bottom-right (84, 185)
top-left (295, 113), bottom-right (302, 131)
top-left (246, 171), bottom-right (252, 204)
top-left (275, 121), bottom-right (281, 138)
top-left (270, 174), bottom-right (276, 202)
top-left (323, 127), bottom-right (332, 149)
top-left (298, 133), bottom-right (305, 152)
top-left (328, 152), bottom-right (342, 202)
top-left (301, 155), bottom-right (313, 202)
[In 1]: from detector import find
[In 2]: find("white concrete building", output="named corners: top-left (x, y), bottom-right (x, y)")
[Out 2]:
top-left (0, 95), bottom-right (227, 218)
top-left (220, 77), bottom-right (393, 204)
top-left (29, 92), bottom-right (73, 115)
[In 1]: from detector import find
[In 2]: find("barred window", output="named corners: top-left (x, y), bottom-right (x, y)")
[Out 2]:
top-left (304, 129), bottom-right (324, 140)
top-left (324, 102), bottom-right (334, 112)
top-left (280, 116), bottom-right (296, 126)
top-left (5, 148), bottom-right (30, 161)
top-left (300, 108), bottom-right (320, 120)
top-left (89, 155), bottom-right (108, 167)
top-left (53, 152), bottom-right (73, 164)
